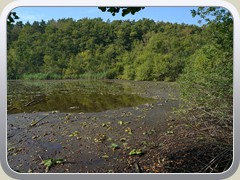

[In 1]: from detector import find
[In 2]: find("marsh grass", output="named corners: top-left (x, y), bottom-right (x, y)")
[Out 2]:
top-left (20, 72), bottom-right (110, 80)
top-left (77, 72), bottom-right (108, 80)
top-left (23, 72), bottom-right (109, 80)
top-left (23, 73), bottom-right (62, 80)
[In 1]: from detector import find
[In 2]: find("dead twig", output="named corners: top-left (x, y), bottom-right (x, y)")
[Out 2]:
top-left (29, 114), bottom-right (49, 127)
top-left (199, 147), bottom-right (231, 173)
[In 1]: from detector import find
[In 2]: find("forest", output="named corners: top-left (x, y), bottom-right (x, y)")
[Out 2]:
top-left (6, 16), bottom-right (226, 81)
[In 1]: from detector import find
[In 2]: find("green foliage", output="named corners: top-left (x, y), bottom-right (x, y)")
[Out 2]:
top-left (78, 72), bottom-right (108, 80)
top-left (7, 12), bottom-right (19, 25)
top-left (98, 7), bottom-right (145, 17)
top-left (110, 143), bottom-right (120, 149)
top-left (129, 149), bottom-right (142, 156)
top-left (178, 44), bottom-right (232, 122)
top-left (191, 7), bottom-right (232, 25)
top-left (122, 65), bottom-right (135, 80)
top-left (135, 61), bottom-right (153, 81)
top-left (69, 131), bottom-right (79, 137)
top-left (23, 73), bottom-right (62, 80)
top-left (41, 158), bottom-right (64, 173)
top-left (8, 18), bottom-right (204, 81)
top-left (178, 8), bottom-right (233, 125)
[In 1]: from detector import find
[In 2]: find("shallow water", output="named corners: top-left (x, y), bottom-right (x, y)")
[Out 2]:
top-left (7, 80), bottom-right (156, 114)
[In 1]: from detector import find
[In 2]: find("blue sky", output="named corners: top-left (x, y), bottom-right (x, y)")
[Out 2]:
top-left (13, 7), bottom-right (203, 25)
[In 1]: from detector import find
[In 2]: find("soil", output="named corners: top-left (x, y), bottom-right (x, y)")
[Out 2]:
top-left (7, 81), bottom-right (232, 173)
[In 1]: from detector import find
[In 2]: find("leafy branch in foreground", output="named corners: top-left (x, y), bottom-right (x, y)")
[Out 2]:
top-left (98, 7), bottom-right (145, 16)
top-left (191, 7), bottom-right (232, 25)
top-left (7, 12), bottom-right (19, 25)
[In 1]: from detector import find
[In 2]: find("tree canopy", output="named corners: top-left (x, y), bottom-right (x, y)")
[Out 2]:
top-left (7, 18), bottom-right (205, 81)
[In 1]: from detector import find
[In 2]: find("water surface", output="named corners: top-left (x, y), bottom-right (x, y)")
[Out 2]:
top-left (7, 80), bottom-right (156, 114)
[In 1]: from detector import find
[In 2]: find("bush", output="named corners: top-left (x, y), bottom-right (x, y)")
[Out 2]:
top-left (178, 44), bottom-right (233, 125)
top-left (135, 61), bottom-right (153, 81)
top-left (121, 65), bottom-right (135, 80)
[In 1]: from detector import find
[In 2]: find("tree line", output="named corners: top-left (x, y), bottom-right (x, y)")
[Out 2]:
top-left (8, 18), bottom-right (206, 81)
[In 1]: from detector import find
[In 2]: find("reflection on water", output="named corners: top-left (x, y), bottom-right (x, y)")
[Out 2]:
top-left (7, 80), bottom-right (155, 114)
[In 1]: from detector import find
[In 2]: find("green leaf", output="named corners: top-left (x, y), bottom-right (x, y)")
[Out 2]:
top-left (43, 159), bottom-right (53, 168)
top-left (110, 143), bottom-right (119, 149)
top-left (69, 131), bottom-right (78, 137)
top-left (129, 149), bottom-right (142, 155)
top-left (41, 158), bottom-right (64, 172)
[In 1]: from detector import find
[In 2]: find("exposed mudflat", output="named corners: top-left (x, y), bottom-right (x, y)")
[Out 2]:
top-left (7, 80), bottom-right (232, 174)
top-left (7, 80), bottom-right (180, 173)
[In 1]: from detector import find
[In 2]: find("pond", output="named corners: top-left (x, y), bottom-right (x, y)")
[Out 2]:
top-left (7, 80), bottom-right (158, 114)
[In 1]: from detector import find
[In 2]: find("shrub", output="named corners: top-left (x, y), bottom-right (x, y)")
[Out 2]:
top-left (178, 44), bottom-right (233, 125)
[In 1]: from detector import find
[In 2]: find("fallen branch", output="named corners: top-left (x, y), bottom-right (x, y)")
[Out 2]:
top-left (29, 114), bottom-right (49, 127)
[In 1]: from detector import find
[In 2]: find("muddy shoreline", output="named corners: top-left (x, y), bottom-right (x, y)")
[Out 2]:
top-left (7, 80), bottom-right (232, 173)
top-left (7, 80), bottom-right (181, 173)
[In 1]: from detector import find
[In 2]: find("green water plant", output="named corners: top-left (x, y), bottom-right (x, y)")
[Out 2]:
top-left (41, 158), bottom-right (65, 173)
top-left (129, 149), bottom-right (143, 156)
top-left (110, 143), bottom-right (119, 150)
top-left (69, 131), bottom-right (78, 137)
